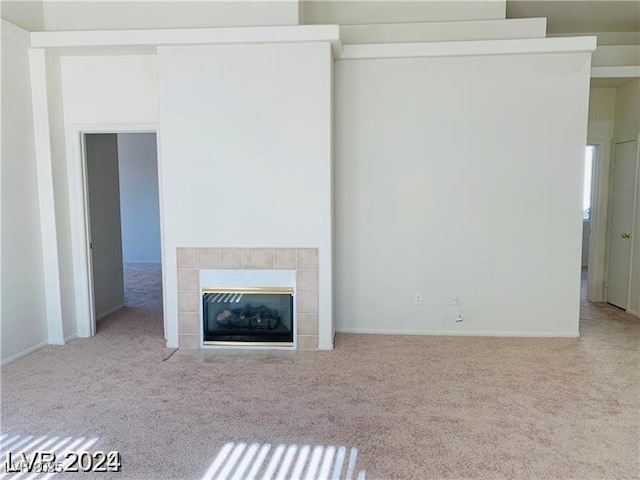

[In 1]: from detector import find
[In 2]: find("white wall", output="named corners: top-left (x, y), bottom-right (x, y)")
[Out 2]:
top-left (157, 42), bottom-right (333, 348)
top-left (117, 133), bottom-right (161, 264)
top-left (1, 22), bottom-right (48, 363)
top-left (588, 88), bottom-right (615, 140)
top-left (614, 79), bottom-right (640, 315)
top-left (58, 53), bottom-right (159, 337)
top-left (301, 0), bottom-right (505, 25)
top-left (335, 52), bottom-right (592, 336)
top-left (41, 1), bottom-right (298, 31)
top-left (85, 134), bottom-right (125, 319)
top-left (60, 55), bottom-right (159, 126)
top-left (614, 79), bottom-right (640, 142)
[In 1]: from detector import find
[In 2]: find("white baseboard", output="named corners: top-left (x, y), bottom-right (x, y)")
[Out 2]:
top-left (96, 303), bottom-right (125, 321)
top-left (335, 327), bottom-right (580, 338)
top-left (64, 333), bottom-right (78, 343)
top-left (0, 341), bottom-right (48, 367)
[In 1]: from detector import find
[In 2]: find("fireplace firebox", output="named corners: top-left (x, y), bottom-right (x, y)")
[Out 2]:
top-left (202, 287), bottom-right (294, 346)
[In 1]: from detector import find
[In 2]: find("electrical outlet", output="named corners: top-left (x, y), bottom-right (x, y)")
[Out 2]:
top-left (414, 294), bottom-right (422, 305)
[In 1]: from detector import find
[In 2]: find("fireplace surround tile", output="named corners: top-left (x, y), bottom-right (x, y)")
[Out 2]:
top-left (275, 248), bottom-right (296, 269)
top-left (297, 248), bottom-right (318, 269)
top-left (221, 248), bottom-right (243, 269)
top-left (297, 269), bottom-right (319, 291)
top-left (251, 248), bottom-right (274, 269)
top-left (298, 335), bottom-right (319, 351)
top-left (178, 313), bottom-right (200, 334)
top-left (297, 291), bottom-right (319, 314)
top-left (179, 334), bottom-right (200, 349)
top-left (199, 248), bottom-right (221, 269)
top-left (177, 269), bottom-right (199, 291)
top-left (177, 247), bottom-right (319, 351)
top-left (178, 291), bottom-right (199, 313)
top-left (242, 248), bottom-right (253, 269)
top-left (297, 314), bottom-right (319, 335)
top-left (177, 247), bottom-right (198, 269)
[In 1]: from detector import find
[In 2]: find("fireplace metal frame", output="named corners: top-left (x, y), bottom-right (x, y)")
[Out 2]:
top-left (201, 286), bottom-right (295, 347)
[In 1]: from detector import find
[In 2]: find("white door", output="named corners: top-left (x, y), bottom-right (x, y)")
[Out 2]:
top-left (85, 134), bottom-right (125, 325)
top-left (606, 140), bottom-right (638, 309)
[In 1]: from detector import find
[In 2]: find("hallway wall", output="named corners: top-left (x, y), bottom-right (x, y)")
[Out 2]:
top-left (118, 133), bottom-right (161, 264)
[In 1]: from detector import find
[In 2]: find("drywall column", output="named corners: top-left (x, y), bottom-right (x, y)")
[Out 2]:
top-left (29, 48), bottom-right (65, 345)
top-left (158, 42), bottom-right (334, 349)
top-left (1, 20), bottom-right (48, 364)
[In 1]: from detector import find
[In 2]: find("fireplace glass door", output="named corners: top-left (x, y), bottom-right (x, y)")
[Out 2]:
top-left (202, 287), bottom-right (294, 345)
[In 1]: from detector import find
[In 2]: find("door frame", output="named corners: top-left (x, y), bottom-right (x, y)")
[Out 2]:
top-left (68, 124), bottom-right (165, 339)
top-left (603, 136), bottom-right (640, 312)
top-left (586, 139), bottom-right (611, 302)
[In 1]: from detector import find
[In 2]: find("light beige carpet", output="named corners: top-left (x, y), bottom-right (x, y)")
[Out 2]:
top-left (0, 265), bottom-right (638, 479)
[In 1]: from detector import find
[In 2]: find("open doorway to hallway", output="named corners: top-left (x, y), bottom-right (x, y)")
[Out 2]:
top-left (582, 145), bottom-right (596, 299)
top-left (84, 132), bottom-right (163, 333)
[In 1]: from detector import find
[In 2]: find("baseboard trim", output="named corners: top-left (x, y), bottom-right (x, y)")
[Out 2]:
top-left (335, 328), bottom-right (580, 338)
top-left (0, 341), bottom-right (48, 367)
top-left (64, 333), bottom-right (78, 343)
top-left (96, 303), bottom-right (125, 321)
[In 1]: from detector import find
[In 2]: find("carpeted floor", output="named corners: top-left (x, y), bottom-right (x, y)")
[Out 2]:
top-left (1, 265), bottom-right (638, 479)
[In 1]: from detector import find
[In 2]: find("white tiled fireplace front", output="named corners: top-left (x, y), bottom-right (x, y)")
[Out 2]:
top-left (176, 247), bottom-right (319, 351)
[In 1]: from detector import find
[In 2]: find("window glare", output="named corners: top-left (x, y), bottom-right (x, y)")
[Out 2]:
top-left (583, 146), bottom-right (595, 221)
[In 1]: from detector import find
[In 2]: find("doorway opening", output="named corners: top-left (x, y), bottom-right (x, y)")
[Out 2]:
top-left (84, 132), bottom-right (163, 336)
top-left (582, 145), bottom-right (596, 299)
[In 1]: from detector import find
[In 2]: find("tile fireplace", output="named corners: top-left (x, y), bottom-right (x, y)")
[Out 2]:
top-left (177, 247), bottom-right (319, 351)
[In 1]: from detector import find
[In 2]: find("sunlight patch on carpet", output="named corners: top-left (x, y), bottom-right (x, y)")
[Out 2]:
top-left (202, 442), bottom-right (365, 480)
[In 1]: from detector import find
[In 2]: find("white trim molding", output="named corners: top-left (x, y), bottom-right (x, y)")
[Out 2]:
top-left (340, 36), bottom-right (597, 60)
top-left (0, 341), bottom-right (48, 367)
top-left (336, 328), bottom-right (580, 338)
top-left (627, 134), bottom-right (640, 317)
top-left (340, 18), bottom-right (548, 45)
top-left (29, 48), bottom-right (65, 345)
top-left (64, 333), bottom-right (78, 343)
top-left (591, 66), bottom-right (640, 78)
top-left (96, 304), bottom-right (126, 321)
top-left (30, 24), bottom-right (342, 55)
